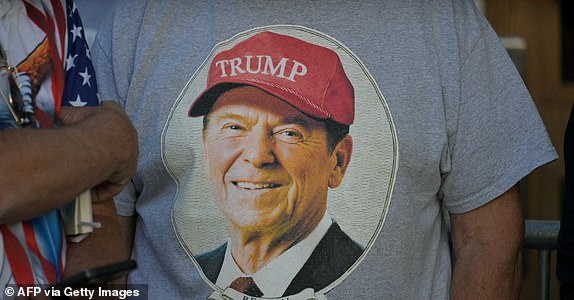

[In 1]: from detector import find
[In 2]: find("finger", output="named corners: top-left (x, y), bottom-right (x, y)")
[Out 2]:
top-left (100, 100), bottom-right (122, 110)
top-left (59, 106), bottom-right (100, 125)
top-left (92, 183), bottom-right (124, 203)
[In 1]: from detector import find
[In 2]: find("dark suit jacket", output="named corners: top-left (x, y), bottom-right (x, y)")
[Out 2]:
top-left (196, 222), bottom-right (364, 296)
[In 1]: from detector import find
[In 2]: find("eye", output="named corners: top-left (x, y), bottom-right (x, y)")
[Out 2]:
top-left (223, 123), bottom-right (243, 131)
top-left (219, 123), bottom-right (245, 136)
top-left (274, 128), bottom-right (304, 143)
top-left (280, 130), bottom-right (299, 137)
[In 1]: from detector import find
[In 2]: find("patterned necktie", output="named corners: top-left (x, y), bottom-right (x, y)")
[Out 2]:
top-left (230, 277), bottom-right (264, 297)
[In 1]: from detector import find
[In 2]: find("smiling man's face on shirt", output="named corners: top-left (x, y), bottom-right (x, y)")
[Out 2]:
top-left (202, 86), bottom-right (352, 273)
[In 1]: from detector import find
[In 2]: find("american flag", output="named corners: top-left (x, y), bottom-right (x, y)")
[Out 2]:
top-left (0, 0), bottom-right (99, 288)
top-left (62, 0), bottom-right (99, 108)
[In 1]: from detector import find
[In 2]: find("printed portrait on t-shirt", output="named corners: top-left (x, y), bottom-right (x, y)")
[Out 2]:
top-left (163, 26), bottom-right (397, 300)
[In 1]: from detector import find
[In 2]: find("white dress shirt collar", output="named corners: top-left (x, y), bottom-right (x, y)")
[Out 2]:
top-left (215, 213), bottom-right (333, 298)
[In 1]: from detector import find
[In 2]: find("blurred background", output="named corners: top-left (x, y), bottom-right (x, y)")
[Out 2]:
top-left (74, 0), bottom-right (573, 299)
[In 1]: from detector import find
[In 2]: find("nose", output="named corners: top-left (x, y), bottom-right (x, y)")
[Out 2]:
top-left (242, 129), bottom-right (276, 168)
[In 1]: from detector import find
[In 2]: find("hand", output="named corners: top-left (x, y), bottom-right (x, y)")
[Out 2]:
top-left (59, 101), bottom-right (139, 202)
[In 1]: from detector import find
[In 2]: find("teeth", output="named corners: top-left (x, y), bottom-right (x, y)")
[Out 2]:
top-left (235, 182), bottom-right (279, 189)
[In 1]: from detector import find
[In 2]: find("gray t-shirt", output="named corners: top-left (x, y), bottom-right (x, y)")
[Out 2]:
top-left (91, 0), bottom-right (557, 299)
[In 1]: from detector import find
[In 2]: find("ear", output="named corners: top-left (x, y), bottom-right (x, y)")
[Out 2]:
top-left (202, 131), bottom-right (212, 179)
top-left (328, 135), bottom-right (353, 188)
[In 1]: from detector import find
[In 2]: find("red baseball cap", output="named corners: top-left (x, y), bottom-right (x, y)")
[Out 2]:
top-left (188, 31), bottom-right (355, 125)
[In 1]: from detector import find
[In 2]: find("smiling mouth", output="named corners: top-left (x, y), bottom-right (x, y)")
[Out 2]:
top-left (233, 181), bottom-right (281, 190)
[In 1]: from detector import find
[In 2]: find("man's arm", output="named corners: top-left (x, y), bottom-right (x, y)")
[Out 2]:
top-left (64, 202), bottom-right (136, 284)
top-left (64, 201), bottom-right (128, 276)
top-left (117, 214), bottom-right (137, 259)
top-left (0, 101), bottom-right (138, 224)
top-left (450, 184), bottom-right (523, 299)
